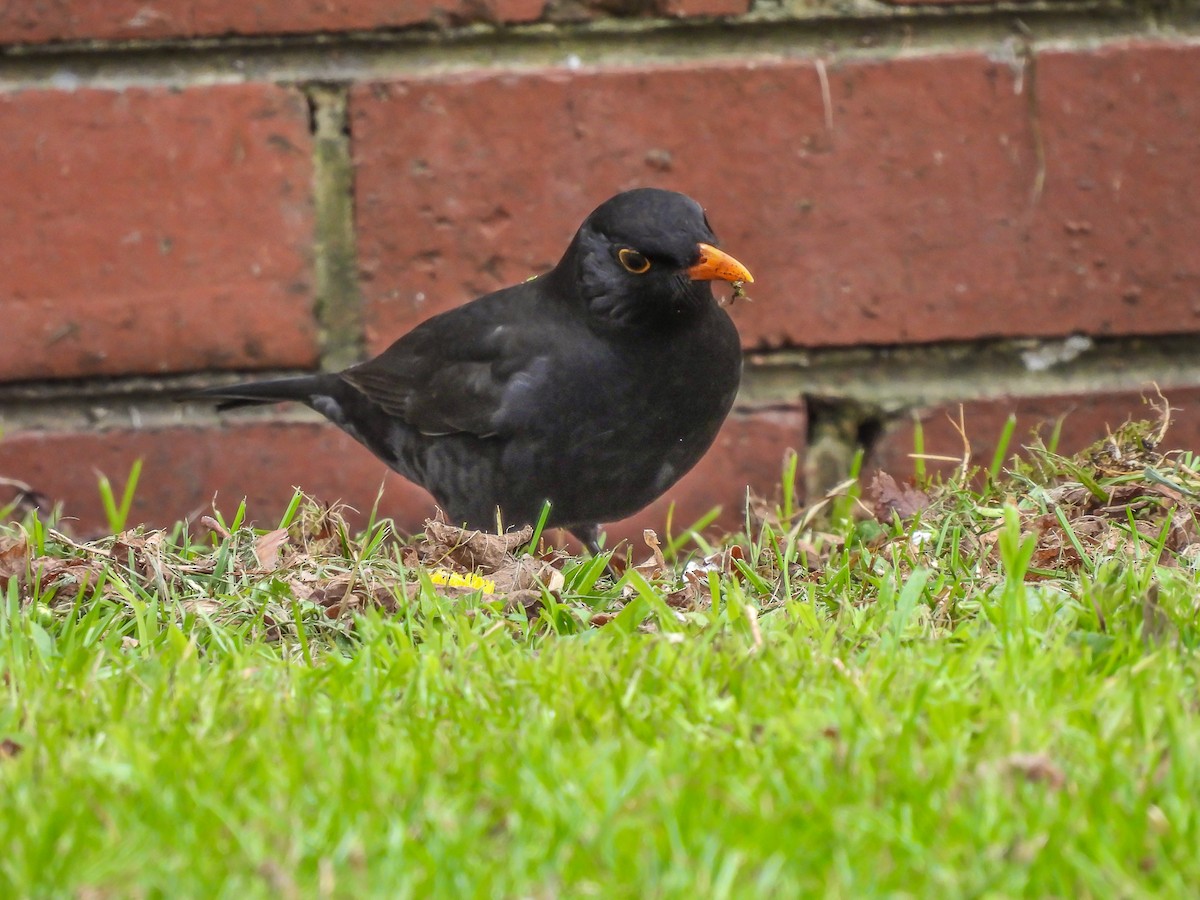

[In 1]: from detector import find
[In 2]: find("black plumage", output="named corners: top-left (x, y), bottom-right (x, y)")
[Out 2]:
top-left (188, 188), bottom-right (753, 551)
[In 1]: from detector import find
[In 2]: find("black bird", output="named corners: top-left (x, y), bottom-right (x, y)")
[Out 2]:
top-left (189, 188), bottom-right (753, 552)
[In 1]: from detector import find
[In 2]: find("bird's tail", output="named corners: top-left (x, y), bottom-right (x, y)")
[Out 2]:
top-left (181, 375), bottom-right (332, 412)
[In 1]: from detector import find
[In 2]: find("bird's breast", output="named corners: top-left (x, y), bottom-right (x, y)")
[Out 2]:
top-left (500, 310), bottom-right (741, 523)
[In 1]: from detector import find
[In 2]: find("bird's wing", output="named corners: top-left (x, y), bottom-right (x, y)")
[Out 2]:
top-left (339, 289), bottom-right (556, 439)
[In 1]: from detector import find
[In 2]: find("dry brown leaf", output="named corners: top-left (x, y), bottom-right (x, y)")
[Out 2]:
top-left (254, 529), bottom-right (290, 570)
top-left (665, 570), bottom-right (715, 610)
top-left (420, 520), bottom-right (533, 572)
top-left (109, 532), bottom-right (148, 581)
top-left (312, 574), bottom-right (413, 618)
top-left (181, 598), bottom-right (222, 617)
top-left (29, 557), bottom-right (106, 587)
top-left (503, 589), bottom-right (544, 620)
top-left (200, 515), bottom-right (231, 540)
top-left (0, 535), bottom-right (28, 585)
top-left (868, 472), bottom-right (931, 523)
top-left (490, 557), bottom-right (565, 594)
top-left (101, 529), bottom-right (179, 585)
top-left (138, 532), bottom-right (174, 585)
top-left (633, 529), bottom-right (669, 579)
top-left (665, 576), bottom-right (708, 610)
top-left (1167, 510), bottom-right (1200, 552)
top-left (259, 610), bottom-right (283, 642)
top-left (1045, 483), bottom-right (1094, 510)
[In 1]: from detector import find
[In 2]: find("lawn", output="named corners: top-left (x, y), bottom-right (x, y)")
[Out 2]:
top-left (1, 409), bottom-right (1198, 897)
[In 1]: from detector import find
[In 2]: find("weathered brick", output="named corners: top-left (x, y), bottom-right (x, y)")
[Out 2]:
top-left (869, 387), bottom-right (1200, 481)
top-left (0, 85), bottom-right (317, 381)
top-left (661, 0), bottom-right (748, 15)
top-left (0, 404), bottom-right (802, 544)
top-left (352, 45), bottom-right (1200, 352)
top-left (0, 1), bottom-right (529, 45)
top-left (0, 0), bottom-right (744, 45)
top-left (1030, 44), bottom-right (1200, 333)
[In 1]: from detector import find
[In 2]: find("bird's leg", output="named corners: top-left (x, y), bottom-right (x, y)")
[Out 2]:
top-left (573, 524), bottom-right (627, 580)
top-left (575, 523), bottom-right (605, 559)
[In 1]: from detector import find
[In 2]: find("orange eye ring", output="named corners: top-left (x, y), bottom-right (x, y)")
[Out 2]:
top-left (618, 248), bottom-right (651, 274)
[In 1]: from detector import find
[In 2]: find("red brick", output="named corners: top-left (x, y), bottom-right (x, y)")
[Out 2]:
top-left (351, 45), bottom-right (1200, 352)
top-left (0, 0), bottom-right (749, 45)
top-left (660, 0), bottom-right (749, 16)
top-left (869, 387), bottom-right (1200, 482)
top-left (0, 85), bottom-right (317, 381)
top-left (0, 404), bottom-right (802, 543)
top-left (0, 0), bottom-right (541, 45)
top-left (1030, 44), bottom-right (1200, 331)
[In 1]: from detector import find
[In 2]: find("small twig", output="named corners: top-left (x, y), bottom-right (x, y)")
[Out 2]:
top-left (792, 477), bottom-right (873, 541)
top-left (47, 529), bottom-right (109, 557)
top-left (815, 59), bottom-right (834, 133)
top-left (1146, 383), bottom-right (1174, 447)
top-left (744, 604), bottom-right (764, 653)
top-left (1013, 21), bottom-right (1045, 207)
top-left (945, 404), bottom-right (973, 482)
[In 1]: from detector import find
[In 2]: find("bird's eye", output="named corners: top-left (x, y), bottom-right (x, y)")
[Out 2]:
top-left (618, 248), bottom-right (651, 274)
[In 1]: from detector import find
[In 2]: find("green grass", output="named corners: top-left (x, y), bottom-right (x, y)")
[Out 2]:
top-left (2, 416), bottom-right (1199, 897)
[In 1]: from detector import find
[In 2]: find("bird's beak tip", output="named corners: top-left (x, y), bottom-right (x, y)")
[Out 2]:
top-left (687, 242), bottom-right (753, 285)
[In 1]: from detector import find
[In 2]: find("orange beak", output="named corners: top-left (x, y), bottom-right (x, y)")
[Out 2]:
top-left (687, 243), bottom-right (754, 284)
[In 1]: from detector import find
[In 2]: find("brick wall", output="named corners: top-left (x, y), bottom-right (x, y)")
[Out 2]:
top-left (1, 1), bottom-right (1198, 541)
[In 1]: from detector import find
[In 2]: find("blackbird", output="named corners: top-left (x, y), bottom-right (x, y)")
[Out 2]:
top-left (189, 188), bottom-right (753, 552)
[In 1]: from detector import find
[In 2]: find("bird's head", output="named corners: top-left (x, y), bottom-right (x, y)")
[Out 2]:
top-left (565, 188), bottom-right (753, 330)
